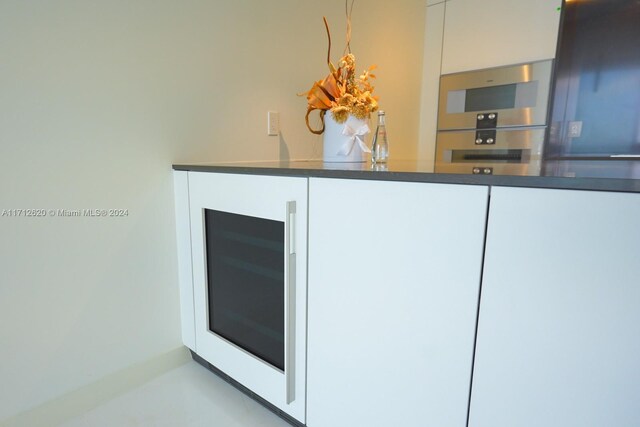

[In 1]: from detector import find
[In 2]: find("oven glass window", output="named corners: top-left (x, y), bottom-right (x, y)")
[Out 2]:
top-left (465, 83), bottom-right (517, 112)
top-left (204, 209), bottom-right (285, 371)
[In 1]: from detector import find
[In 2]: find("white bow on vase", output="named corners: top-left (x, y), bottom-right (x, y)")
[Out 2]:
top-left (337, 122), bottom-right (372, 156)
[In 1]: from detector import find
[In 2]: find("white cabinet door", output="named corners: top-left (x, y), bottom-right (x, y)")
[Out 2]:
top-left (188, 172), bottom-right (308, 423)
top-left (470, 187), bottom-right (640, 427)
top-left (307, 178), bottom-right (489, 427)
top-left (441, 0), bottom-right (562, 74)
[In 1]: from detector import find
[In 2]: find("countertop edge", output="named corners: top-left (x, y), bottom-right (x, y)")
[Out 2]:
top-left (172, 164), bottom-right (640, 194)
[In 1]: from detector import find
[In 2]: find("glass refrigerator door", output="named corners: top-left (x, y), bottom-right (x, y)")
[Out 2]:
top-left (205, 209), bottom-right (285, 371)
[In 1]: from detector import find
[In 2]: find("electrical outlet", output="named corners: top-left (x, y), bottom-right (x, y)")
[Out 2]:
top-left (268, 111), bottom-right (279, 136)
top-left (568, 121), bottom-right (583, 138)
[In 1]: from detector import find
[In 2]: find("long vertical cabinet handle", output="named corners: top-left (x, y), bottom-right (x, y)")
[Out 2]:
top-left (285, 201), bottom-right (297, 404)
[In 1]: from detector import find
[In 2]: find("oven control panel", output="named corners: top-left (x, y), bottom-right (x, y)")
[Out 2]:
top-left (472, 167), bottom-right (494, 175)
top-left (475, 129), bottom-right (497, 145)
top-left (476, 112), bottom-right (498, 129)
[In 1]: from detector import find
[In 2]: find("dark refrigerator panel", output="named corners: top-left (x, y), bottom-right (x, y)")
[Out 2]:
top-left (546, 0), bottom-right (640, 158)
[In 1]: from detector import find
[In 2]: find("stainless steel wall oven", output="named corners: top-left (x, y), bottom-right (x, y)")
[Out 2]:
top-left (435, 60), bottom-right (553, 175)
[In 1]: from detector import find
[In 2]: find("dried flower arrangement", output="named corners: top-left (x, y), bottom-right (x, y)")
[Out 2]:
top-left (301, 1), bottom-right (379, 135)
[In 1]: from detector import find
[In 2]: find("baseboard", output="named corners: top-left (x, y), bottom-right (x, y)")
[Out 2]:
top-left (0, 346), bottom-right (191, 427)
top-left (190, 350), bottom-right (305, 427)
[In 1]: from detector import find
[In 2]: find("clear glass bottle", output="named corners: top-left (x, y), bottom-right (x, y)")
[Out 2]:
top-left (372, 110), bottom-right (389, 164)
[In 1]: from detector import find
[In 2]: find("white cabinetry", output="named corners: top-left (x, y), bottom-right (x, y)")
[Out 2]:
top-left (306, 178), bottom-right (489, 427)
top-left (173, 171), bottom-right (196, 350)
top-left (441, 0), bottom-right (562, 74)
top-left (419, 1), bottom-right (446, 165)
top-left (470, 187), bottom-right (640, 427)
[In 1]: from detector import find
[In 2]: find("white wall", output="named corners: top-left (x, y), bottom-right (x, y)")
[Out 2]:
top-left (0, 0), bottom-right (425, 421)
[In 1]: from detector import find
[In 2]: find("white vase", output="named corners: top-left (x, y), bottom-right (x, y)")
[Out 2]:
top-left (323, 114), bottom-right (371, 163)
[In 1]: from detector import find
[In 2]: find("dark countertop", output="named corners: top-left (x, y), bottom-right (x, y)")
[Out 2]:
top-left (173, 159), bottom-right (640, 193)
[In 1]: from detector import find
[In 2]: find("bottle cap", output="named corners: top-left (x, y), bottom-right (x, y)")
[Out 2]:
top-left (378, 110), bottom-right (385, 115)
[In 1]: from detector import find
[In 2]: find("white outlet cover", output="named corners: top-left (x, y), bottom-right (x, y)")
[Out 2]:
top-left (568, 121), bottom-right (583, 138)
top-left (268, 111), bottom-right (279, 136)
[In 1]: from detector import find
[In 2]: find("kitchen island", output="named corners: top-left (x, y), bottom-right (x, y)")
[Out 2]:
top-left (172, 161), bottom-right (640, 427)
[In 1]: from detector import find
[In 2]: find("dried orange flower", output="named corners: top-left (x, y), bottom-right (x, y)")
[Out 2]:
top-left (329, 54), bottom-right (379, 122)
top-left (331, 105), bottom-right (350, 123)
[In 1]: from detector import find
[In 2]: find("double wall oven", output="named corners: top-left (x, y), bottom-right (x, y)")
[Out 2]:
top-left (435, 60), bottom-right (553, 175)
top-left (188, 172), bottom-right (308, 424)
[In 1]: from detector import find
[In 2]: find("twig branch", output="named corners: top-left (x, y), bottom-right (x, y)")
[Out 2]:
top-left (323, 17), bottom-right (332, 70)
top-left (344, 0), bottom-right (355, 55)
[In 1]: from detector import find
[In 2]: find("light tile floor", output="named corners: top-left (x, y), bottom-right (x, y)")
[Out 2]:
top-left (59, 361), bottom-right (292, 427)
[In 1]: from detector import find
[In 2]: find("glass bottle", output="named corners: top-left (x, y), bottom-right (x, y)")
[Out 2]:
top-left (372, 110), bottom-right (389, 164)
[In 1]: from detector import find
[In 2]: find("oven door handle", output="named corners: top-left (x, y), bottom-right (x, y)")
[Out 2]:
top-left (285, 201), bottom-right (297, 404)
